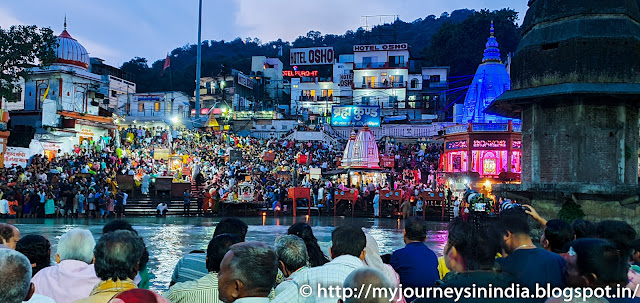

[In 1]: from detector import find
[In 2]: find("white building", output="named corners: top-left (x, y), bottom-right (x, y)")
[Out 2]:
top-left (352, 43), bottom-right (409, 116)
top-left (10, 23), bottom-right (118, 155)
top-left (251, 56), bottom-right (286, 111)
top-left (118, 91), bottom-right (191, 128)
top-left (290, 56), bottom-right (354, 118)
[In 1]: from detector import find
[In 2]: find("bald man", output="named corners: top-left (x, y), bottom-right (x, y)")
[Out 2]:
top-left (341, 268), bottom-right (392, 303)
top-left (0, 223), bottom-right (20, 250)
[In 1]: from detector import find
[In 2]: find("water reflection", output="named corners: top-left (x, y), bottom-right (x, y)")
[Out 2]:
top-left (9, 216), bottom-right (448, 293)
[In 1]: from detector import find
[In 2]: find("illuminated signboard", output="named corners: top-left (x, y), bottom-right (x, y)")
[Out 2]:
top-left (339, 73), bottom-right (354, 87)
top-left (512, 140), bottom-right (522, 149)
top-left (331, 105), bottom-right (380, 127)
top-left (237, 72), bottom-right (253, 90)
top-left (353, 43), bottom-right (408, 52)
top-left (473, 140), bottom-right (507, 148)
top-left (446, 140), bottom-right (468, 150)
top-left (472, 123), bottom-right (509, 132)
top-left (283, 70), bottom-right (319, 77)
top-left (446, 125), bottom-right (468, 135)
top-left (290, 47), bottom-right (334, 65)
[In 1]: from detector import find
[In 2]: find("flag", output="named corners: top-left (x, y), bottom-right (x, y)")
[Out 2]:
top-left (162, 54), bottom-right (171, 75)
top-left (42, 85), bottom-right (50, 100)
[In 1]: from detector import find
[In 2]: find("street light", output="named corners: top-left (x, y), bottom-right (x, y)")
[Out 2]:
top-left (171, 116), bottom-right (180, 124)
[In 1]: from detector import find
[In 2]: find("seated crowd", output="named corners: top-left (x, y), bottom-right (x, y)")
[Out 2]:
top-left (2, 207), bottom-right (640, 303)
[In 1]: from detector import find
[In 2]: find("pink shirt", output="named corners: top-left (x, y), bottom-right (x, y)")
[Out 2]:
top-left (32, 260), bottom-right (101, 303)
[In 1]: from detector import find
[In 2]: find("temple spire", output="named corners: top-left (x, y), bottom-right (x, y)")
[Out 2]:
top-left (64, 15), bottom-right (67, 31)
top-left (482, 21), bottom-right (502, 63)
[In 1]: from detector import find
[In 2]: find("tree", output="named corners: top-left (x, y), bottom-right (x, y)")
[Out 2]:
top-left (0, 25), bottom-right (57, 101)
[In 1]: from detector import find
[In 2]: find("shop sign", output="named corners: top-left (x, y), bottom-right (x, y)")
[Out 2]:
top-left (446, 140), bottom-right (468, 150)
top-left (446, 125), bottom-right (468, 135)
top-left (4, 147), bottom-right (30, 168)
top-left (331, 105), bottom-right (380, 127)
top-left (512, 140), bottom-right (522, 149)
top-left (237, 72), bottom-right (253, 89)
top-left (381, 155), bottom-right (395, 168)
top-left (283, 70), bottom-right (319, 77)
top-left (472, 123), bottom-right (509, 132)
top-left (473, 140), bottom-right (507, 148)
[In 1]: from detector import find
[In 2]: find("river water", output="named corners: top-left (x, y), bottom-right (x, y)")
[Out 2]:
top-left (7, 216), bottom-right (448, 293)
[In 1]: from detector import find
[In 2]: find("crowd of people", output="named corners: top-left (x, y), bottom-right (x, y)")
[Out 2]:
top-left (2, 205), bottom-right (640, 303)
top-left (0, 123), bottom-right (449, 219)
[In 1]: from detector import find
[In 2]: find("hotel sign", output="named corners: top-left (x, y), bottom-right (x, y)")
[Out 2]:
top-left (283, 70), bottom-right (319, 77)
top-left (331, 105), bottom-right (380, 127)
top-left (290, 47), bottom-right (334, 65)
top-left (472, 123), bottom-right (509, 132)
top-left (353, 43), bottom-right (408, 52)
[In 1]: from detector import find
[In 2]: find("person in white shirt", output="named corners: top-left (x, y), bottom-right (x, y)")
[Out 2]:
top-left (272, 225), bottom-right (366, 303)
top-left (157, 202), bottom-right (169, 217)
top-left (273, 235), bottom-right (309, 296)
top-left (0, 197), bottom-right (9, 216)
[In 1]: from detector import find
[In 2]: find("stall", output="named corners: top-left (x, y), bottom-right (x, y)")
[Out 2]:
top-left (239, 182), bottom-right (255, 202)
top-left (288, 187), bottom-right (311, 216)
top-left (379, 189), bottom-right (403, 217)
top-left (333, 188), bottom-right (359, 217)
top-left (420, 191), bottom-right (447, 221)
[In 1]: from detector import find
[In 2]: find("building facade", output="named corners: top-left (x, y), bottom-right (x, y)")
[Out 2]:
top-left (351, 43), bottom-right (409, 117)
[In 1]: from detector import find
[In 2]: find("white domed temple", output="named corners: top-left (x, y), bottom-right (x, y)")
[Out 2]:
top-left (9, 17), bottom-right (118, 157)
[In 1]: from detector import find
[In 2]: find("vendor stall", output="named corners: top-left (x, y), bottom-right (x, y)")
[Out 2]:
top-left (288, 187), bottom-right (311, 216)
top-left (379, 189), bottom-right (403, 217)
top-left (333, 188), bottom-right (359, 217)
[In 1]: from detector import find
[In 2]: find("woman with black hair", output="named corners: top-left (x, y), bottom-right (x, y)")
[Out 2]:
top-left (16, 235), bottom-right (51, 275)
top-left (288, 222), bottom-right (329, 267)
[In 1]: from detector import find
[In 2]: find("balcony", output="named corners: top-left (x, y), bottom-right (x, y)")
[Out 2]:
top-left (353, 81), bottom-right (407, 89)
top-left (425, 81), bottom-right (448, 89)
top-left (296, 96), bottom-right (335, 102)
top-left (119, 109), bottom-right (190, 118)
top-left (354, 61), bottom-right (409, 70)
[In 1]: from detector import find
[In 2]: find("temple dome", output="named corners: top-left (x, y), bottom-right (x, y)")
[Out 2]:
top-left (54, 20), bottom-right (89, 70)
top-left (346, 126), bottom-right (380, 169)
top-left (462, 22), bottom-right (513, 124)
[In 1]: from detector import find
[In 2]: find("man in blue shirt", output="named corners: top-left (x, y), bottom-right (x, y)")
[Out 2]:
top-left (390, 216), bottom-right (439, 301)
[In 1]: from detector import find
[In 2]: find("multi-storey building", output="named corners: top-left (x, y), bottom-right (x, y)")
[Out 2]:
top-left (351, 43), bottom-right (410, 117)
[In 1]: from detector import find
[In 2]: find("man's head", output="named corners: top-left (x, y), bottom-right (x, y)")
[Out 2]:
top-left (494, 208), bottom-right (531, 254)
top-left (404, 216), bottom-right (427, 243)
top-left (566, 238), bottom-right (629, 288)
top-left (274, 235), bottom-right (309, 277)
top-left (541, 219), bottom-right (574, 254)
top-left (444, 218), bottom-right (499, 273)
top-left (596, 220), bottom-right (637, 259)
top-left (94, 230), bottom-right (145, 281)
top-left (213, 218), bottom-right (249, 241)
top-left (340, 268), bottom-right (392, 303)
top-left (330, 225), bottom-right (366, 260)
top-left (0, 223), bottom-right (20, 250)
top-left (217, 242), bottom-right (277, 303)
top-left (206, 234), bottom-right (241, 273)
top-left (572, 219), bottom-right (596, 239)
top-left (103, 220), bottom-right (135, 234)
top-left (0, 249), bottom-right (34, 303)
top-left (56, 228), bottom-right (96, 264)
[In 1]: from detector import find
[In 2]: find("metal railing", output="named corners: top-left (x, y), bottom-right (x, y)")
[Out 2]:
top-left (353, 81), bottom-right (407, 89)
top-left (118, 109), bottom-right (190, 118)
top-left (354, 62), bottom-right (409, 69)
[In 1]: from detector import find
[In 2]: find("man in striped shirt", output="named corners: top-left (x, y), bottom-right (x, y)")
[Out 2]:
top-left (170, 218), bottom-right (248, 286)
top-left (165, 234), bottom-right (241, 303)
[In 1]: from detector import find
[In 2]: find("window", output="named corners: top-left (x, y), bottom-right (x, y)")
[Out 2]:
top-left (362, 57), bottom-right (372, 68)
top-left (178, 105), bottom-right (183, 113)
top-left (388, 96), bottom-right (398, 108)
top-left (411, 79), bottom-right (419, 89)
top-left (301, 90), bottom-right (315, 101)
top-left (390, 75), bottom-right (404, 87)
top-left (167, 102), bottom-right (172, 112)
top-left (138, 103), bottom-right (144, 112)
top-left (111, 90), bottom-right (117, 97)
top-left (389, 56), bottom-right (405, 67)
top-left (362, 76), bottom-right (376, 88)
top-left (429, 75), bottom-right (441, 83)
top-left (320, 89), bottom-right (333, 101)
top-left (154, 102), bottom-right (160, 112)
top-left (361, 96), bottom-right (371, 105)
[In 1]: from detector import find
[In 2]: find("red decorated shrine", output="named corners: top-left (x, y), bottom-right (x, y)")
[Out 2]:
top-left (443, 121), bottom-right (522, 181)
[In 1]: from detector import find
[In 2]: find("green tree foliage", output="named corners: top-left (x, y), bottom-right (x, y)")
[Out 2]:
top-left (0, 25), bottom-right (57, 101)
top-left (121, 9), bottom-right (477, 95)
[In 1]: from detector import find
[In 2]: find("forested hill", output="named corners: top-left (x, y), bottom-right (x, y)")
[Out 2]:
top-left (120, 8), bottom-right (521, 97)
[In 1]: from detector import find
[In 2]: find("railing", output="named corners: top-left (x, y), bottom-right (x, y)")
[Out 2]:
top-left (354, 62), bottom-right (409, 69)
top-left (331, 123), bottom-right (457, 139)
top-left (118, 109), bottom-right (189, 118)
top-left (353, 81), bottom-right (407, 89)
top-left (425, 81), bottom-right (448, 88)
